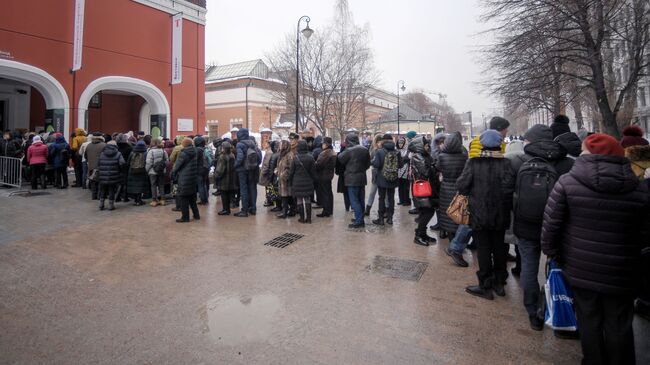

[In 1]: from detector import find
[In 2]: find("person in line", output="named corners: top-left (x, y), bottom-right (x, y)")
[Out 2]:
top-left (338, 133), bottom-right (371, 228)
top-left (457, 128), bottom-right (515, 300)
top-left (78, 134), bottom-right (91, 190)
top-left (509, 124), bottom-right (574, 330)
top-left (145, 138), bottom-right (169, 207)
top-left (335, 141), bottom-right (351, 212)
top-left (276, 140), bottom-right (294, 219)
top-left (435, 131), bottom-right (467, 240)
top-left (97, 140), bottom-right (125, 211)
top-left (550, 115), bottom-right (582, 158)
top-left (211, 137), bottom-right (224, 196)
top-left (311, 135), bottom-right (323, 208)
top-left (48, 134), bottom-right (71, 189)
top-left (259, 139), bottom-right (276, 209)
top-left (621, 125), bottom-right (650, 179)
top-left (267, 140), bottom-right (282, 212)
top-left (27, 135), bottom-right (48, 190)
top-left (365, 134), bottom-right (384, 217)
top-left (194, 136), bottom-right (212, 205)
top-left (85, 132), bottom-right (106, 200)
top-left (126, 140), bottom-right (149, 206)
top-left (234, 128), bottom-right (262, 217)
top-left (396, 136), bottom-right (411, 206)
top-left (115, 134), bottom-right (133, 202)
top-left (169, 135), bottom-right (185, 212)
top-left (173, 138), bottom-right (200, 222)
top-left (542, 133), bottom-right (650, 364)
top-left (409, 136), bottom-right (439, 246)
top-left (289, 140), bottom-right (317, 223)
top-left (214, 141), bottom-right (236, 215)
top-left (371, 134), bottom-right (400, 225)
top-left (71, 128), bottom-right (86, 187)
top-left (1, 131), bottom-right (18, 158)
top-left (315, 137), bottom-right (337, 218)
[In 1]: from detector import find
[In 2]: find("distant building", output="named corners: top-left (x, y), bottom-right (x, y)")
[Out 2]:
top-left (368, 104), bottom-right (441, 137)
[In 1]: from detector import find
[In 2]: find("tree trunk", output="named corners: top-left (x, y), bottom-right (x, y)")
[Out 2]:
top-left (571, 99), bottom-right (584, 130)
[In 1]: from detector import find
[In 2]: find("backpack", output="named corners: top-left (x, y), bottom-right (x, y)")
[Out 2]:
top-left (130, 152), bottom-right (146, 174)
top-left (59, 147), bottom-right (70, 163)
top-left (382, 150), bottom-right (399, 182)
top-left (514, 157), bottom-right (558, 224)
top-left (152, 151), bottom-right (166, 175)
top-left (244, 143), bottom-right (259, 170)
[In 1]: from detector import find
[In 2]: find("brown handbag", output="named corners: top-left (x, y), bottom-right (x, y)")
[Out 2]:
top-left (447, 193), bottom-right (470, 225)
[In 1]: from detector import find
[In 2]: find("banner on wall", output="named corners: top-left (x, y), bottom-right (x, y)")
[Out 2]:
top-left (72, 0), bottom-right (85, 71)
top-left (171, 13), bottom-right (183, 84)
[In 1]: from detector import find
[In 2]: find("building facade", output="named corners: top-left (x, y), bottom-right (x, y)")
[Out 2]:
top-left (0, 0), bottom-right (206, 138)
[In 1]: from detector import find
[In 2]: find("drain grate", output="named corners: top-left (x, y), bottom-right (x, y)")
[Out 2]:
top-left (264, 233), bottom-right (305, 248)
top-left (366, 255), bottom-right (429, 281)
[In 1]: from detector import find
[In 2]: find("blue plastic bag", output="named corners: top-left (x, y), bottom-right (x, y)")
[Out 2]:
top-left (544, 260), bottom-right (578, 331)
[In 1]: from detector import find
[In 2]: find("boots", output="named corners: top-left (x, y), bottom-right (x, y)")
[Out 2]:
top-left (159, 199), bottom-right (167, 206)
top-left (298, 204), bottom-right (306, 223)
top-left (305, 204), bottom-right (312, 224)
top-left (277, 198), bottom-right (289, 218)
top-left (364, 205), bottom-right (371, 216)
top-left (386, 215), bottom-right (393, 225)
top-left (99, 199), bottom-right (105, 211)
top-left (108, 200), bottom-right (115, 211)
top-left (372, 215), bottom-right (384, 225)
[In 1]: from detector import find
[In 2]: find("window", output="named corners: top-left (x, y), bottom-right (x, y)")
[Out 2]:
top-left (639, 87), bottom-right (647, 107)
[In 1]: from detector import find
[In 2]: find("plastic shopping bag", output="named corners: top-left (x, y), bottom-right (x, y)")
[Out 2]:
top-left (544, 260), bottom-right (578, 331)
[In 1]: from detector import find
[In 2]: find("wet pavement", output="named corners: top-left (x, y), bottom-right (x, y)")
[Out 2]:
top-left (0, 184), bottom-right (648, 364)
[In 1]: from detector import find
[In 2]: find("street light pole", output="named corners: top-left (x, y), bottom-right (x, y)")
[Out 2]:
top-left (295, 15), bottom-right (313, 134)
top-left (397, 80), bottom-right (405, 136)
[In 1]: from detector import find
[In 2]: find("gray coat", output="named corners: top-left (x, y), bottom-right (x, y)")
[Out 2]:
top-left (337, 135), bottom-right (370, 187)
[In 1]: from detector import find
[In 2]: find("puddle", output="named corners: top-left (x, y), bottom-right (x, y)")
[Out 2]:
top-left (203, 294), bottom-right (281, 346)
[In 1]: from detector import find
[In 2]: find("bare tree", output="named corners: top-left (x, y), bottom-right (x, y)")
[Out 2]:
top-left (481, 0), bottom-right (650, 138)
top-left (266, 0), bottom-right (377, 138)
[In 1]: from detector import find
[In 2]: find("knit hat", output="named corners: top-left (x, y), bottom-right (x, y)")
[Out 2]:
top-left (480, 129), bottom-right (503, 149)
top-left (406, 131), bottom-right (417, 139)
top-left (32, 135), bottom-right (42, 143)
top-left (489, 117), bottom-right (510, 131)
top-left (136, 140), bottom-right (146, 146)
top-left (620, 125), bottom-right (649, 148)
top-left (323, 136), bottom-right (333, 147)
top-left (583, 133), bottom-right (625, 157)
top-left (382, 133), bottom-right (393, 141)
top-left (550, 115), bottom-right (571, 138)
top-left (523, 124), bottom-right (553, 142)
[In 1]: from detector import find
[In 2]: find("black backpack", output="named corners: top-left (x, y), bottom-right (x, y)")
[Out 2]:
top-left (59, 147), bottom-right (70, 163)
top-left (152, 151), bottom-right (166, 175)
top-left (514, 157), bottom-right (558, 224)
top-left (244, 143), bottom-right (259, 170)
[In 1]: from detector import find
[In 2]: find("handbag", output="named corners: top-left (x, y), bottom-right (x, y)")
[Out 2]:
top-left (412, 179), bottom-right (432, 198)
top-left (446, 193), bottom-right (470, 225)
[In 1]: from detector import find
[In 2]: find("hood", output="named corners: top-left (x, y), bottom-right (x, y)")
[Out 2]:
top-left (408, 137), bottom-right (425, 154)
top-left (212, 137), bottom-right (223, 148)
top-left (396, 137), bottom-right (406, 149)
top-left (236, 128), bottom-right (250, 141)
top-left (297, 140), bottom-right (309, 154)
top-left (194, 136), bottom-right (206, 148)
top-left (314, 135), bottom-right (323, 147)
top-left (442, 132), bottom-right (462, 154)
top-left (554, 132), bottom-right (582, 157)
top-left (270, 141), bottom-right (279, 153)
top-left (75, 128), bottom-right (85, 137)
top-left (625, 145), bottom-right (650, 162)
top-left (505, 140), bottom-right (524, 155)
top-left (102, 144), bottom-right (119, 158)
top-left (523, 140), bottom-right (567, 161)
top-left (55, 136), bottom-right (66, 144)
top-left (383, 141), bottom-right (396, 151)
top-left (92, 135), bottom-right (105, 143)
top-left (345, 134), bottom-right (359, 146)
top-left (571, 154), bottom-right (639, 194)
top-left (183, 145), bottom-right (197, 158)
top-left (133, 143), bottom-right (147, 153)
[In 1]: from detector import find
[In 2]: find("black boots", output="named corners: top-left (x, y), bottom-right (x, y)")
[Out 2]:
top-left (305, 204), bottom-right (312, 224)
top-left (445, 248), bottom-right (469, 267)
top-left (364, 205), bottom-right (371, 216)
top-left (414, 236), bottom-right (429, 246)
top-left (99, 199), bottom-right (105, 211)
top-left (276, 198), bottom-right (289, 218)
top-left (465, 285), bottom-right (494, 300)
top-left (108, 200), bottom-right (115, 211)
top-left (298, 204), bottom-right (305, 223)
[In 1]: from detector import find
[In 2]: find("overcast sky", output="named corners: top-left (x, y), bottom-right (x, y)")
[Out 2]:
top-left (204, 0), bottom-right (501, 123)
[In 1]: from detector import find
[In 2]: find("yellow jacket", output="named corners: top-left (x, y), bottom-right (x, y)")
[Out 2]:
top-left (468, 135), bottom-right (506, 158)
top-left (71, 128), bottom-right (86, 152)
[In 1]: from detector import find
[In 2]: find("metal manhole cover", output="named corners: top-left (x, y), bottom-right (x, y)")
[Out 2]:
top-left (366, 255), bottom-right (429, 281)
top-left (264, 233), bottom-right (304, 248)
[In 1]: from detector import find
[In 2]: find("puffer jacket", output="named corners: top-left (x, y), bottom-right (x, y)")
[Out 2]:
top-left (554, 132), bottom-right (582, 158)
top-left (172, 146), bottom-right (199, 196)
top-left (126, 144), bottom-right (150, 194)
top-left (289, 140), bottom-right (317, 197)
top-left (71, 128), bottom-right (86, 153)
top-left (434, 132), bottom-right (468, 233)
top-left (456, 150), bottom-right (515, 231)
top-left (234, 128), bottom-right (262, 172)
top-left (409, 137), bottom-right (440, 208)
top-left (27, 141), bottom-right (49, 165)
top-left (315, 147), bottom-right (336, 181)
top-left (626, 145), bottom-right (650, 179)
top-left (145, 147), bottom-right (168, 176)
top-left (98, 144), bottom-right (125, 185)
top-left (468, 135), bottom-right (506, 159)
top-left (372, 140), bottom-right (400, 189)
top-left (48, 136), bottom-right (71, 168)
top-left (337, 135), bottom-right (370, 187)
top-left (541, 154), bottom-right (650, 295)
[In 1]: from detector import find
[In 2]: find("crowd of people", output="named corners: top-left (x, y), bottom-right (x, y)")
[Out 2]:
top-left (2, 113), bottom-right (650, 363)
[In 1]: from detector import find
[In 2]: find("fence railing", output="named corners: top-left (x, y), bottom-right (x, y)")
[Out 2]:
top-left (0, 156), bottom-right (24, 188)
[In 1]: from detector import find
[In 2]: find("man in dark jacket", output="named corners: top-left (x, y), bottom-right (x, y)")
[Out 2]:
top-left (315, 137), bottom-right (337, 217)
top-left (85, 132), bottom-right (106, 200)
top-left (234, 128), bottom-right (262, 217)
top-left (338, 133), bottom-right (371, 228)
top-left (172, 138), bottom-right (200, 223)
top-left (97, 141), bottom-right (125, 210)
top-left (289, 140), bottom-right (317, 223)
top-left (48, 135), bottom-right (71, 189)
top-left (509, 124), bottom-right (574, 330)
top-left (371, 134), bottom-right (401, 225)
top-left (541, 133), bottom-right (650, 364)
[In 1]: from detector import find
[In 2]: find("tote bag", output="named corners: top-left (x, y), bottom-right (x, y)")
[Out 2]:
top-left (446, 193), bottom-right (470, 225)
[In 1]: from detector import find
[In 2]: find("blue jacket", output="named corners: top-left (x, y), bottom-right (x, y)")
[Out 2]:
top-left (234, 128), bottom-right (262, 172)
top-left (48, 136), bottom-right (71, 168)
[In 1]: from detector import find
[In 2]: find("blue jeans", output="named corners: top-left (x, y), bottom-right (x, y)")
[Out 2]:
top-left (237, 170), bottom-right (258, 213)
top-left (517, 237), bottom-right (542, 317)
top-left (449, 224), bottom-right (472, 253)
top-left (347, 186), bottom-right (365, 224)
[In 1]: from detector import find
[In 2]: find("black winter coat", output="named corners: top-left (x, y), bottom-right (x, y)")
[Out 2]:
top-left (434, 132), bottom-right (468, 233)
top-left (337, 144), bottom-right (370, 187)
top-left (456, 152), bottom-right (515, 231)
top-left (214, 153), bottom-right (237, 191)
top-left (315, 147), bottom-right (336, 182)
top-left (372, 141), bottom-right (401, 189)
top-left (409, 138), bottom-right (440, 209)
top-left (98, 144), bottom-right (125, 185)
top-left (172, 146), bottom-right (199, 196)
top-left (117, 142), bottom-right (133, 183)
top-left (512, 140), bottom-right (574, 241)
top-left (290, 142), bottom-right (317, 197)
top-left (541, 154), bottom-right (650, 295)
top-left (126, 145), bottom-right (150, 194)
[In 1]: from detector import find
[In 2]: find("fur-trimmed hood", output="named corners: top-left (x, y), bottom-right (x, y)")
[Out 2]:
top-left (625, 144), bottom-right (650, 162)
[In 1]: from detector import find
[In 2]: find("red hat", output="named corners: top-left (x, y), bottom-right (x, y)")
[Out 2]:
top-left (620, 125), bottom-right (649, 148)
top-left (584, 133), bottom-right (625, 157)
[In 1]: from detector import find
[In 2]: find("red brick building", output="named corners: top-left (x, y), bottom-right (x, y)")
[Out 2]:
top-left (0, 0), bottom-right (206, 138)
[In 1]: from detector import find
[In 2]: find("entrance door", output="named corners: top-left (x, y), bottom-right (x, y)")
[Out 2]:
top-left (0, 100), bottom-right (5, 131)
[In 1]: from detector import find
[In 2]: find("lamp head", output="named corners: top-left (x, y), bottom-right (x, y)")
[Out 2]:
top-left (400, 85), bottom-right (406, 92)
top-left (302, 23), bottom-right (314, 39)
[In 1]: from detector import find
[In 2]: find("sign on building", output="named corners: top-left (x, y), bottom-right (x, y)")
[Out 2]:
top-left (171, 13), bottom-right (183, 84)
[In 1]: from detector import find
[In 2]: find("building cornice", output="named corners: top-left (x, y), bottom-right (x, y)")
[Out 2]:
top-left (132, 0), bottom-right (206, 25)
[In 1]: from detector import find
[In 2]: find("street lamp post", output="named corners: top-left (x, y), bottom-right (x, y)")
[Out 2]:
top-left (397, 80), bottom-right (405, 136)
top-left (295, 15), bottom-right (313, 134)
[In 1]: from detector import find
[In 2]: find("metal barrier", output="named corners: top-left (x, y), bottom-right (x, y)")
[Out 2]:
top-left (0, 156), bottom-right (24, 188)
